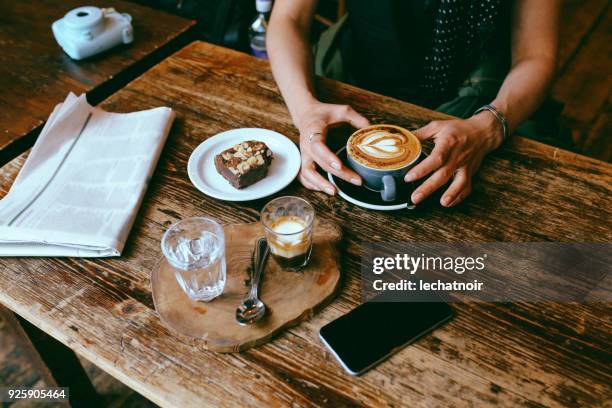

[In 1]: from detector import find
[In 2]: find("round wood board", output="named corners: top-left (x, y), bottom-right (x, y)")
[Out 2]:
top-left (151, 219), bottom-right (342, 352)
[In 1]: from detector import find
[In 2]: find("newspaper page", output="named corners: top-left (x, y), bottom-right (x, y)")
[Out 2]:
top-left (0, 93), bottom-right (175, 257)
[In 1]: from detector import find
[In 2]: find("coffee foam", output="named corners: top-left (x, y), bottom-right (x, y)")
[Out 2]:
top-left (272, 218), bottom-right (305, 236)
top-left (267, 216), bottom-right (311, 258)
top-left (347, 125), bottom-right (420, 170)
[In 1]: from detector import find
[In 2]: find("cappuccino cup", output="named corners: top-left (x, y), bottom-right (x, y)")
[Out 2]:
top-left (346, 125), bottom-right (421, 202)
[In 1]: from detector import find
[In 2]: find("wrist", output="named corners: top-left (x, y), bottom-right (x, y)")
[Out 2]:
top-left (469, 111), bottom-right (505, 151)
top-left (487, 99), bottom-right (513, 137)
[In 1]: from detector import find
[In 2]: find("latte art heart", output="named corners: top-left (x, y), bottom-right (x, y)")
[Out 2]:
top-left (347, 125), bottom-right (421, 170)
top-left (357, 131), bottom-right (406, 159)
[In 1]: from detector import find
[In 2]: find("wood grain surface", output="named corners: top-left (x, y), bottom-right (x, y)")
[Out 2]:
top-left (0, 42), bottom-right (610, 407)
top-left (0, 0), bottom-right (195, 162)
top-left (152, 219), bottom-right (342, 352)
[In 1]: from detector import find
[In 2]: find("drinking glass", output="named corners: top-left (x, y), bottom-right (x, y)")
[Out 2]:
top-left (261, 196), bottom-right (315, 271)
top-left (161, 217), bottom-right (226, 302)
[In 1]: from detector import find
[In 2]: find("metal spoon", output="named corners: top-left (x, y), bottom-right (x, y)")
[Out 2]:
top-left (236, 238), bottom-right (269, 325)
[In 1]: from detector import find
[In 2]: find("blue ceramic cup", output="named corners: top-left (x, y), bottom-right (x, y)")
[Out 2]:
top-left (346, 125), bottom-right (421, 202)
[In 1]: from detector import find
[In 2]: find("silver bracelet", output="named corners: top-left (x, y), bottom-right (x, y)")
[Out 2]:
top-left (474, 104), bottom-right (509, 142)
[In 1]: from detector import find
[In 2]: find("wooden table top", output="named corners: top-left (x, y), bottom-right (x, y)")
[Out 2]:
top-left (0, 0), bottom-right (194, 160)
top-left (0, 41), bottom-right (610, 407)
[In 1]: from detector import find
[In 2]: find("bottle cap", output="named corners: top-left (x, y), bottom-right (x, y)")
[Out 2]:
top-left (256, 0), bottom-right (272, 13)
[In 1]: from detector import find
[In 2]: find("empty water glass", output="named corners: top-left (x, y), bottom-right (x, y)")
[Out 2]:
top-left (161, 217), bottom-right (226, 302)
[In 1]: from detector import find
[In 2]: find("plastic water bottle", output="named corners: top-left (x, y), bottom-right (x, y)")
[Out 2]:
top-left (249, 0), bottom-right (272, 59)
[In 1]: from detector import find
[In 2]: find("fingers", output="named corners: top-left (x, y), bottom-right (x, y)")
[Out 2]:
top-left (298, 173), bottom-right (319, 191)
top-left (303, 119), bottom-right (328, 143)
top-left (298, 103), bottom-right (371, 191)
top-left (406, 119), bottom-right (479, 207)
top-left (333, 105), bottom-right (370, 129)
top-left (440, 167), bottom-right (472, 207)
top-left (440, 168), bottom-right (471, 207)
top-left (405, 142), bottom-right (450, 182)
top-left (447, 184), bottom-right (472, 207)
top-left (413, 120), bottom-right (441, 141)
top-left (298, 162), bottom-right (319, 191)
top-left (411, 165), bottom-right (454, 205)
top-left (310, 139), bottom-right (362, 185)
top-left (299, 160), bottom-right (336, 195)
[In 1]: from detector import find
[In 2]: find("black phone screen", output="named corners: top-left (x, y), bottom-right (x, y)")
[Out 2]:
top-left (319, 297), bottom-right (453, 375)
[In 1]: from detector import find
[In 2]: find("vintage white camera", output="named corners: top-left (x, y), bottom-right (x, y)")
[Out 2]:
top-left (52, 6), bottom-right (134, 60)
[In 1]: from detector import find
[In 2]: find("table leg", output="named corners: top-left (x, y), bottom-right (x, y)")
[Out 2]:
top-left (0, 306), bottom-right (101, 407)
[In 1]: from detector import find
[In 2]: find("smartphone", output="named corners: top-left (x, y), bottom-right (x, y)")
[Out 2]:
top-left (319, 295), bottom-right (453, 375)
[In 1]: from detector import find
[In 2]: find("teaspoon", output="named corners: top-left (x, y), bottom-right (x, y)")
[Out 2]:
top-left (236, 237), bottom-right (268, 325)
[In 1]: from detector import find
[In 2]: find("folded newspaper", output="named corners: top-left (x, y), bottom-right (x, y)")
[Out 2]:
top-left (0, 93), bottom-right (175, 257)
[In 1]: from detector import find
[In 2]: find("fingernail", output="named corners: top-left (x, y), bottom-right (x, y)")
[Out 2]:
top-left (331, 162), bottom-right (341, 170)
top-left (412, 192), bottom-right (423, 204)
top-left (441, 196), bottom-right (451, 207)
top-left (405, 172), bottom-right (416, 182)
top-left (351, 178), bottom-right (361, 186)
top-left (325, 187), bottom-right (335, 195)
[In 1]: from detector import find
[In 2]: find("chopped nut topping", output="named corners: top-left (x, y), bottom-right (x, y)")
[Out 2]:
top-left (237, 162), bottom-right (250, 173)
top-left (215, 140), bottom-right (273, 188)
top-left (247, 156), bottom-right (259, 166)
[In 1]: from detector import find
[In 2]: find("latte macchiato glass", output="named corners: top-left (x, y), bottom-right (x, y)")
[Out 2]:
top-left (261, 196), bottom-right (315, 271)
top-left (346, 125), bottom-right (421, 201)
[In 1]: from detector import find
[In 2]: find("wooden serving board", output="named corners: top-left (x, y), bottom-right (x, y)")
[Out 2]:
top-left (151, 219), bottom-right (342, 352)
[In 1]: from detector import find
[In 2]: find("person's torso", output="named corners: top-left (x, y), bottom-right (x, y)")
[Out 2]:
top-left (343, 0), bottom-right (510, 107)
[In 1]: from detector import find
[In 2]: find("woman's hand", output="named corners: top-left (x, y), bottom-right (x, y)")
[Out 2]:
top-left (405, 112), bottom-right (504, 207)
top-left (295, 101), bottom-right (370, 195)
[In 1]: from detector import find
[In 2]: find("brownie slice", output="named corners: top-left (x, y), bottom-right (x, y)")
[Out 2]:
top-left (214, 140), bottom-right (273, 189)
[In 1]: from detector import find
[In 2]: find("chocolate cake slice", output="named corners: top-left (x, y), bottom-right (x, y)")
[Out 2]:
top-left (214, 140), bottom-right (273, 189)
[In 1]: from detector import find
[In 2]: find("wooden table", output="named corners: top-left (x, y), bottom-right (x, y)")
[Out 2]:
top-left (0, 42), bottom-right (610, 407)
top-left (0, 0), bottom-right (195, 164)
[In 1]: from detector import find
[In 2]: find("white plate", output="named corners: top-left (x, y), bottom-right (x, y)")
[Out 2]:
top-left (188, 128), bottom-right (301, 201)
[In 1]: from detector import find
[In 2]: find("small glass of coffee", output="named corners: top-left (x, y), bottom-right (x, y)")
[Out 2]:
top-left (261, 196), bottom-right (315, 271)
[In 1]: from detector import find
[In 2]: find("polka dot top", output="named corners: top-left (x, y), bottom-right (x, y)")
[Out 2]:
top-left (343, 0), bottom-right (509, 107)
